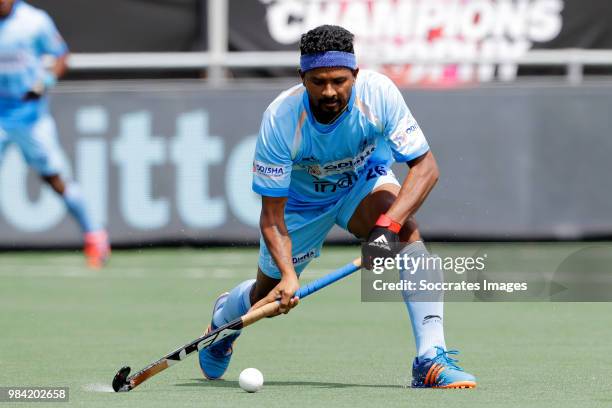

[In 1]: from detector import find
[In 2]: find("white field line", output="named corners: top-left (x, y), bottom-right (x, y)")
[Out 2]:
top-left (83, 383), bottom-right (114, 393)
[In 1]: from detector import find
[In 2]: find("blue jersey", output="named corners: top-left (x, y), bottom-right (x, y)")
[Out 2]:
top-left (252, 70), bottom-right (430, 211)
top-left (0, 0), bottom-right (68, 126)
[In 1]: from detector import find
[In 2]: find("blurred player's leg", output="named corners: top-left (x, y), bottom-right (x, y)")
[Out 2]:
top-left (13, 114), bottom-right (110, 268)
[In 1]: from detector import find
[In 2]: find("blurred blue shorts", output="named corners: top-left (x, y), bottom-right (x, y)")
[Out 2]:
top-left (0, 114), bottom-right (64, 176)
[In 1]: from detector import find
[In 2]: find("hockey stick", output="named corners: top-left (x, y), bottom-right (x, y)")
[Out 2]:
top-left (112, 257), bottom-right (361, 392)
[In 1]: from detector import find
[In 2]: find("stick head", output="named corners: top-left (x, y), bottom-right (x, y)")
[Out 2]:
top-left (112, 366), bottom-right (132, 392)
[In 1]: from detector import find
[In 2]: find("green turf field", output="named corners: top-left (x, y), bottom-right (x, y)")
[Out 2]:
top-left (1, 244), bottom-right (611, 407)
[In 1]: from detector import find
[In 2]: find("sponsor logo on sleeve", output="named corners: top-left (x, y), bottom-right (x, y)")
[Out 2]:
top-left (253, 160), bottom-right (287, 179)
top-left (406, 124), bottom-right (419, 134)
top-left (390, 121), bottom-right (420, 146)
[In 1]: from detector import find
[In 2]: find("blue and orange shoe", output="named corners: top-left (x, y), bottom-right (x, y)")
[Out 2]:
top-left (198, 292), bottom-right (240, 380)
top-left (411, 347), bottom-right (477, 389)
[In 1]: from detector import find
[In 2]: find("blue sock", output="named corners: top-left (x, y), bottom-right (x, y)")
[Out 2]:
top-left (212, 279), bottom-right (256, 328)
top-left (400, 241), bottom-right (446, 359)
top-left (62, 183), bottom-right (98, 233)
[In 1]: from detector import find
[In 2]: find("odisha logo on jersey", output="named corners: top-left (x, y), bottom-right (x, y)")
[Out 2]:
top-left (292, 248), bottom-right (317, 265)
top-left (253, 160), bottom-right (285, 179)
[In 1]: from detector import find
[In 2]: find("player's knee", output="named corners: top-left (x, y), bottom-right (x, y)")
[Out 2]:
top-left (41, 174), bottom-right (65, 194)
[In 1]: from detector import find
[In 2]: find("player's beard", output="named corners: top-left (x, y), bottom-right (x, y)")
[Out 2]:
top-left (315, 97), bottom-right (346, 124)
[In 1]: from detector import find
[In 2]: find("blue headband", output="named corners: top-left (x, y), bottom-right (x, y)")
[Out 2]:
top-left (300, 51), bottom-right (357, 72)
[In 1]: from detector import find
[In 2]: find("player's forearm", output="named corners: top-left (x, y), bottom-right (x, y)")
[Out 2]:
top-left (260, 220), bottom-right (295, 279)
top-left (52, 53), bottom-right (69, 79)
top-left (385, 151), bottom-right (439, 225)
top-left (259, 197), bottom-right (296, 279)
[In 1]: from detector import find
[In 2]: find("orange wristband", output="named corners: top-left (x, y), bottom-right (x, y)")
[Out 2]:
top-left (375, 214), bottom-right (402, 234)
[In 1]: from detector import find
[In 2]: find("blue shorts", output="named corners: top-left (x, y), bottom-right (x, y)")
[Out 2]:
top-left (258, 164), bottom-right (400, 279)
top-left (0, 114), bottom-right (65, 176)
